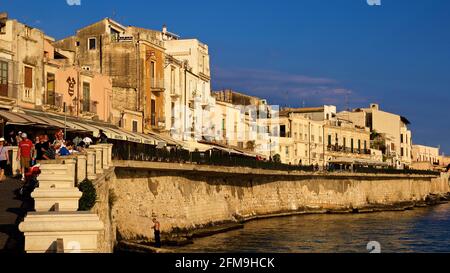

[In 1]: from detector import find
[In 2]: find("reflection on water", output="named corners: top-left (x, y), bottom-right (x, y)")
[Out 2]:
top-left (174, 203), bottom-right (450, 253)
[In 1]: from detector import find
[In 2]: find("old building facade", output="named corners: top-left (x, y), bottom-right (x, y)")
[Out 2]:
top-left (54, 18), bottom-right (167, 133)
top-left (0, 15), bottom-right (113, 123)
top-left (163, 27), bottom-right (215, 141)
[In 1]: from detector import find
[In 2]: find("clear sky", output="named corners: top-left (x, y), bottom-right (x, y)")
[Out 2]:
top-left (2, 0), bottom-right (450, 153)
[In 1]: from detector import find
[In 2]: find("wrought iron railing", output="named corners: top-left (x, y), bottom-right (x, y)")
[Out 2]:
top-left (111, 140), bottom-right (441, 175)
top-left (110, 139), bottom-right (314, 172)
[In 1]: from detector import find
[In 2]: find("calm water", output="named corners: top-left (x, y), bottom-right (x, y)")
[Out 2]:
top-left (174, 203), bottom-right (450, 253)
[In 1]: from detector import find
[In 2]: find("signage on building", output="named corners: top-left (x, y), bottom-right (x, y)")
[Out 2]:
top-left (67, 77), bottom-right (76, 96)
top-left (118, 35), bottom-right (133, 42)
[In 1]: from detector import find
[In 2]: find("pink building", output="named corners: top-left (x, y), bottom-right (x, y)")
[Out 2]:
top-left (44, 39), bottom-right (112, 122)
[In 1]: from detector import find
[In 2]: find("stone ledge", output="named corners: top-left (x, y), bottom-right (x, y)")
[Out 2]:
top-left (112, 160), bottom-right (439, 180)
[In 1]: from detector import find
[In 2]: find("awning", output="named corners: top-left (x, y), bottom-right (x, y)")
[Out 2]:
top-left (0, 110), bottom-right (86, 132)
top-left (0, 109), bottom-right (170, 146)
top-left (146, 132), bottom-right (180, 146)
top-left (329, 157), bottom-right (390, 167)
top-left (180, 141), bottom-right (213, 152)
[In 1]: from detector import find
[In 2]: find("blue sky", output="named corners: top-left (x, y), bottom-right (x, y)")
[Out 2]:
top-left (2, 0), bottom-right (450, 153)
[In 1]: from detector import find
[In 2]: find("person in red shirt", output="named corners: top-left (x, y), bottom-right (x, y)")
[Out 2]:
top-left (17, 132), bottom-right (35, 181)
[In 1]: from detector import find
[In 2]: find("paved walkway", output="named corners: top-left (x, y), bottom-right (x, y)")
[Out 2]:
top-left (0, 178), bottom-right (29, 253)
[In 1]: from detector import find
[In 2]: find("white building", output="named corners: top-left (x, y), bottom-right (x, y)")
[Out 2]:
top-left (162, 26), bottom-right (215, 141)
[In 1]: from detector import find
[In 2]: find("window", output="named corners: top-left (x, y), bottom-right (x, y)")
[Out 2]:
top-left (76, 41), bottom-right (80, 47)
top-left (202, 55), bottom-right (206, 73)
top-left (132, 120), bottom-right (138, 133)
top-left (82, 82), bottom-right (90, 112)
top-left (401, 134), bottom-right (404, 143)
top-left (170, 67), bottom-right (175, 94)
top-left (328, 135), bottom-right (332, 146)
top-left (88, 38), bottom-right (96, 50)
top-left (171, 102), bottom-right (175, 128)
top-left (358, 139), bottom-right (361, 151)
top-left (280, 125), bottom-right (286, 137)
top-left (0, 61), bottom-right (8, 97)
top-left (24, 66), bottom-right (33, 88)
top-left (110, 28), bottom-right (120, 42)
top-left (401, 148), bottom-right (404, 157)
top-left (151, 99), bottom-right (156, 126)
top-left (364, 140), bottom-right (367, 151)
top-left (351, 139), bottom-right (354, 152)
top-left (24, 66), bottom-right (33, 99)
top-left (150, 61), bottom-right (156, 87)
top-left (46, 73), bottom-right (55, 105)
top-left (343, 137), bottom-right (346, 148)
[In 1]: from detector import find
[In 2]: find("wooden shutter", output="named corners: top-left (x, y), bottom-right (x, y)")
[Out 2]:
top-left (24, 66), bottom-right (33, 88)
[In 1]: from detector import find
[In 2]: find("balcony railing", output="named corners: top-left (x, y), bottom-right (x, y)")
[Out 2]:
top-left (81, 100), bottom-right (98, 115)
top-left (327, 145), bottom-right (370, 155)
top-left (150, 78), bottom-right (164, 90)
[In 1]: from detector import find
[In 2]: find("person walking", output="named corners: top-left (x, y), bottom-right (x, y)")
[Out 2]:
top-left (0, 138), bottom-right (10, 182)
top-left (17, 133), bottom-right (34, 181)
top-left (152, 218), bottom-right (161, 248)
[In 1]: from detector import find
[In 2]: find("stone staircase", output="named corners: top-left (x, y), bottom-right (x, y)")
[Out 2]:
top-left (18, 144), bottom-right (113, 253)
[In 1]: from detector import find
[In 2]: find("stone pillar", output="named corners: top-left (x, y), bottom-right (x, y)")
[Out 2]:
top-left (32, 158), bottom-right (82, 212)
top-left (105, 144), bottom-right (113, 167)
top-left (9, 146), bottom-right (20, 176)
top-left (19, 156), bottom-right (105, 253)
top-left (99, 144), bottom-right (109, 170)
top-left (86, 148), bottom-right (97, 180)
top-left (19, 212), bottom-right (104, 253)
top-left (76, 153), bottom-right (87, 184)
top-left (90, 145), bottom-right (103, 175)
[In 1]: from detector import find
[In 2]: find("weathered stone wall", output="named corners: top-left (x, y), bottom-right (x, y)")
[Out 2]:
top-left (91, 170), bottom-right (117, 253)
top-left (101, 162), bottom-right (449, 244)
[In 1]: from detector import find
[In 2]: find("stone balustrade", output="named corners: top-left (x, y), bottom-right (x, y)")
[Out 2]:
top-left (19, 144), bottom-right (114, 253)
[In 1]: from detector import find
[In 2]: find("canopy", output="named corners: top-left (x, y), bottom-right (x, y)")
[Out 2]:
top-left (329, 157), bottom-right (390, 167)
top-left (0, 110), bottom-right (164, 145)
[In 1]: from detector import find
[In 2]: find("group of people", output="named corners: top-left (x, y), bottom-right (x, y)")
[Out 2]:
top-left (0, 129), bottom-right (106, 182)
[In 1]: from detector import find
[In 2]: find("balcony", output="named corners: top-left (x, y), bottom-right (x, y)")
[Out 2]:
top-left (150, 78), bottom-right (165, 91)
top-left (80, 100), bottom-right (98, 119)
top-left (327, 145), bottom-right (370, 155)
top-left (42, 93), bottom-right (64, 112)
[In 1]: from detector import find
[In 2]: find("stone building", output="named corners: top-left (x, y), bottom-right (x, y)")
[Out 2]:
top-left (54, 18), bottom-right (166, 133)
top-left (323, 118), bottom-right (371, 164)
top-left (412, 144), bottom-right (440, 165)
top-left (275, 110), bottom-right (324, 165)
top-left (274, 106), bottom-right (374, 166)
top-left (0, 16), bottom-right (46, 109)
top-left (337, 103), bottom-right (413, 168)
top-left (162, 26), bottom-right (215, 141)
top-left (212, 89), bottom-right (271, 151)
top-left (0, 14), bottom-right (112, 123)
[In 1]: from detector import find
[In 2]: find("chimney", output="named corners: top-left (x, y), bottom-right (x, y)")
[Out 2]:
top-left (0, 12), bottom-right (7, 28)
top-left (370, 103), bottom-right (379, 110)
top-left (162, 24), bottom-right (167, 34)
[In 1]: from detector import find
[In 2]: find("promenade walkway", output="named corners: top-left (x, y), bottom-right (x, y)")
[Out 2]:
top-left (0, 178), bottom-right (29, 253)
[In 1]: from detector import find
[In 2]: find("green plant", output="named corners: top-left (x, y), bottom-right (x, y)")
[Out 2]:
top-left (272, 154), bottom-right (281, 163)
top-left (108, 188), bottom-right (118, 209)
top-left (78, 179), bottom-right (97, 211)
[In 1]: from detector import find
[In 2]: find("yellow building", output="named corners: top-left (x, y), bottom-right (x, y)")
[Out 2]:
top-left (323, 119), bottom-right (371, 163)
top-left (338, 103), bottom-right (413, 168)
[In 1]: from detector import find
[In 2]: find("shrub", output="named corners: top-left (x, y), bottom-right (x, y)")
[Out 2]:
top-left (272, 154), bottom-right (281, 164)
top-left (78, 179), bottom-right (97, 211)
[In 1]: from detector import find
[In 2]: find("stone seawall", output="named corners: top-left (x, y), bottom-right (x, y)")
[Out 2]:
top-left (100, 161), bottom-right (450, 245)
